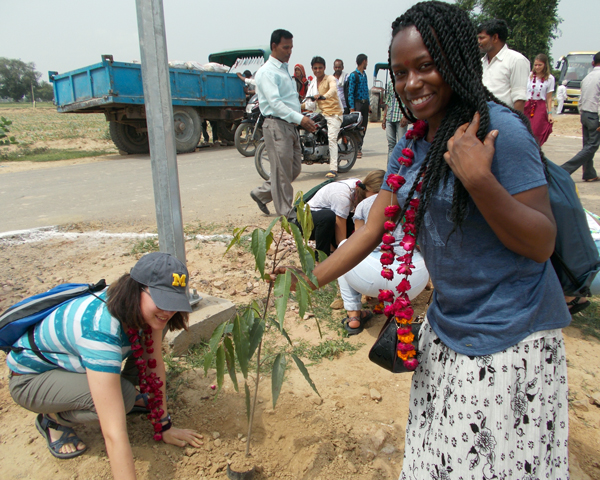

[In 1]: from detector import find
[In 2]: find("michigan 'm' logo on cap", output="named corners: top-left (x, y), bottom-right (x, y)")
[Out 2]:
top-left (172, 273), bottom-right (186, 287)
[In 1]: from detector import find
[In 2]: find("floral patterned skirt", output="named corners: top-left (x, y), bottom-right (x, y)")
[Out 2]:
top-left (400, 319), bottom-right (569, 480)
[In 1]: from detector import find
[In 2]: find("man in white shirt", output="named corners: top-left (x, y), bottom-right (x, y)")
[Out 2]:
top-left (333, 59), bottom-right (347, 113)
top-left (561, 52), bottom-right (600, 182)
top-left (478, 19), bottom-right (529, 112)
top-left (556, 80), bottom-right (568, 115)
top-left (250, 29), bottom-right (317, 219)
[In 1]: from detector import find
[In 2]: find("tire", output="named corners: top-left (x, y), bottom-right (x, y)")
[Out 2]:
top-left (234, 122), bottom-right (259, 157)
top-left (217, 121), bottom-right (236, 143)
top-left (173, 107), bottom-right (202, 153)
top-left (369, 94), bottom-right (381, 122)
top-left (336, 132), bottom-right (358, 173)
top-left (109, 121), bottom-right (149, 154)
top-left (254, 141), bottom-right (271, 181)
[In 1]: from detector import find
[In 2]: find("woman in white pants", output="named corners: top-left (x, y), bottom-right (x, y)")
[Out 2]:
top-left (337, 193), bottom-right (429, 335)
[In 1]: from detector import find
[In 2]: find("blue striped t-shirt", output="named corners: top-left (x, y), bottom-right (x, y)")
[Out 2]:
top-left (6, 290), bottom-right (131, 374)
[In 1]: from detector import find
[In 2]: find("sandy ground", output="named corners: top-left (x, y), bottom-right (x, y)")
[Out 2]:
top-left (0, 215), bottom-right (600, 480)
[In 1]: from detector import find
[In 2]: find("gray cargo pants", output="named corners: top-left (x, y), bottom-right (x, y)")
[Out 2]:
top-left (9, 357), bottom-right (139, 427)
top-left (251, 118), bottom-right (302, 220)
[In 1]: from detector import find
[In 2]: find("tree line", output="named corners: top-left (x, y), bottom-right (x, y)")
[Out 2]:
top-left (0, 58), bottom-right (54, 102)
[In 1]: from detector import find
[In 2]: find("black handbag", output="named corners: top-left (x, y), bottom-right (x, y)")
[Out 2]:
top-left (368, 315), bottom-right (422, 373)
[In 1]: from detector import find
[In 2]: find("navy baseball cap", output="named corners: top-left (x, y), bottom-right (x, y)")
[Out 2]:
top-left (130, 252), bottom-right (192, 313)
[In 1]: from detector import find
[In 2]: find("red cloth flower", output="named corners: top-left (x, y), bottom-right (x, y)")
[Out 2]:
top-left (403, 223), bottom-right (416, 235)
top-left (384, 205), bottom-right (400, 217)
top-left (396, 306), bottom-right (414, 319)
top-left (384, 304), bottom-right (396, 317)
top-left (404, 209), bottom-right (416, 223)
top-left (386, 174), bottom-right (406, 191)
top-left (384, 220), bottom-right (396, 231)
top-left (153, 433), bottom-right (163, 442)
top-left (403, 358), bottom-right (419, 370)
top-left (148, 358), bottom-right (157, 369)
top-left (380, 252), bottom-right (394, 265)
top-left (378, 289), bottom-right (395, 302)
top-left (396, 279), bottom-right (412, 293)
top-left (409, 198), bottom-right (420, 208)
top-left (398, 157), bottom-right (413, 167)
top-left (397, 263), bottom-right (413, 275)
top-left (382, 233), bottom-right (396, 245)
top-left (416, 182), bottom-right (423, 193)
top-left (373, 303), bottom-right (384, 314)
top-left (397, 341), bottom-right (416, 353)
top-left (397, 326), bottom-right (412, 336)
top-left (401, 148), bottom-right (415, 159)
top-left (380, 244), bottom-right (395, 253)
top-left (381, 268), bottom-right (394, 280)
top-left (400, 234), bottom-right (416, 252)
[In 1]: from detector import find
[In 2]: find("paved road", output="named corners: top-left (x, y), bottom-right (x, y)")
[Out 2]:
top-left (1, 126), bottom-right (599, 233)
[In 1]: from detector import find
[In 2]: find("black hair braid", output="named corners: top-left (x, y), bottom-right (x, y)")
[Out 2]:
top-left (387, 1), bottom-right (548, 244)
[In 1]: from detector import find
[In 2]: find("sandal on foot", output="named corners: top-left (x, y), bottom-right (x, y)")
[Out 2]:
top-left (567, 297), bottom-right (590, 316)
top-left (129, 392), bottom-right (150, 414)
top-left (325, 170), bottom-right (338, 179)
top-left (584, 177), bottom-right (600, 182)
top-left (35, 413), bottom-right (87, 459)
top-left (342, 310), bottom-right (374, 335)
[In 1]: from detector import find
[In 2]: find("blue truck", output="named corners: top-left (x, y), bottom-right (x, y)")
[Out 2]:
top-left (49, 50), bottom-right (268, 154)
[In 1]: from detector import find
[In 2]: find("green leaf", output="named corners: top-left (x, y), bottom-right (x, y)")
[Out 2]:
top-left (233, 315), bottom-right (249, 379)
top-left (224, 226), bottom-right (248, 255)
top-left (265, 216), bottom-right (280, 237)
top-left (223, 336), bottom-right (238, 392)
top-left (216, 344), bottom-right (225, 391)
top-left (291, 353), bottom-right (320, 397)
top-left (274, 270), bottom-right (291, 329)
top-left (248, 319), bottom-right (265, 359)
top-left (251, 228), bottom-right (267, 278)
top-left (271, 353), bottom-right (287, 408)
top-left (269, 317), bottom-right (293, 345)
top-left (296, 282), bottom-right (309, 319)
top-left (208, 322), bottom-right (227, 354)
top-left (280, 216), bottom-right (290, 233)
top-left (244, 382), bottom-right (252, 421)
top-left (203, 350), bottom-right (214, 375)
top-left (289, 223), bottom-right (318, 285)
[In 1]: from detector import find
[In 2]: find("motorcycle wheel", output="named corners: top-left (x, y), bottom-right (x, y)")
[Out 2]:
top-left (254, 141), bottom-right (271, 181)
top-left (234, 122), bottom-right (259, 157)
top-left (336, 132), bottom-right (359, 173)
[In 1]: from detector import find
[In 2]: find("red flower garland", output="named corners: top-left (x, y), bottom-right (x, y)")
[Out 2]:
top-left (376, 120), bottom-right (427, 371)
top-left (128, 326), bottom-right (165, 441)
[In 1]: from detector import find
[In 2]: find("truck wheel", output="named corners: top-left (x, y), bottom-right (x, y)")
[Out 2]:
top-left (173, 107), bottom-right (202, 153)
top-left (337, 132), bottom-right (358, 173)
top-left (234, 123), bottom-right (260, 157)
top-left (217, 121), bottom-right (236, 144)
top-left (255, 141), bottom-right (271, 181)
top-left (369, 94), bottom-right (381, 122)
top-left (109, 122), bottom-right (149, 154)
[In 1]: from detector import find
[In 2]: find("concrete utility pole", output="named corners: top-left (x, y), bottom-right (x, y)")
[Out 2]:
top-left (135, 0), bottom-right (187, 265)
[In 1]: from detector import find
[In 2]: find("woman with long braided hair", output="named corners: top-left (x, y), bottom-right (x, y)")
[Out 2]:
top-left (274, 2), bottom-right (570, 477)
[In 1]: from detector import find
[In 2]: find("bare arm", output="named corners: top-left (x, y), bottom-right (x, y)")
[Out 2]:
top-left (313, 193), bottom-right (393, 286)
top-left (546, 91), bottom-right (554, 119)
top-left (87, 370), bottom-right (137, 480)
top-left (513, 100), bottom-right (525, 112)
top-left (147, 328), bottom-right (204, 448)
top-left (444, 113), bottom-right (556, 262)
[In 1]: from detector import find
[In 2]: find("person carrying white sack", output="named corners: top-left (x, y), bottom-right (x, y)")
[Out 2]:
top-left (337, 191), bottom-right (430, 335)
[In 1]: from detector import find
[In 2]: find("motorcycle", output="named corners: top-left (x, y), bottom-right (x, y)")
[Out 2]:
top-left (234, 94), bottom-right (263, 157)
top-left (254, 110), bottom-right (363, 181)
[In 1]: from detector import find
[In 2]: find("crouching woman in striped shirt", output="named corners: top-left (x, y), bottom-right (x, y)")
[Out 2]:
top-left (6, 252), bottom-right (203, 479)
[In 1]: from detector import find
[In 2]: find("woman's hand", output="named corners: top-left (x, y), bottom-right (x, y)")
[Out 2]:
top-left (548, 113), bottom-right (554, 124)
top-left (162, 427), bottom-right (204, 448)
top-left (443, 112), bottom-right (498, 191)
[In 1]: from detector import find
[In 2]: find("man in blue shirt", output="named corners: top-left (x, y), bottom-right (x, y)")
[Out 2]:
top-left (347, 54), bottom-right (370, 157)
top-left (250, 29), bottom-right (317, 219)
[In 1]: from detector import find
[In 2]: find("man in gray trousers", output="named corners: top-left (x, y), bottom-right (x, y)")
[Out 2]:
top-left (250, 29), bottom-right (316, 220)
top-left (561, 52), bottom-right (600, 182)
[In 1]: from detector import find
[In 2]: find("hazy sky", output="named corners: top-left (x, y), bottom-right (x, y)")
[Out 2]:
top-left (2, 0), bottom-right (598, 83)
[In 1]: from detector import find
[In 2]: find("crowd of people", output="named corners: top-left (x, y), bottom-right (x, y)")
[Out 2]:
top-left (5, 1), bottom-right (600, 478)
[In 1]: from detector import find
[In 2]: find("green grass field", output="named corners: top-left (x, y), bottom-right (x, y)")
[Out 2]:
top-left (0, 102), bottom-right (115, 161)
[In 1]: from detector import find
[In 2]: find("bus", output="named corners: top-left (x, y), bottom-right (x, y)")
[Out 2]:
top-left (555, 52), bottom-right (595, 113)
